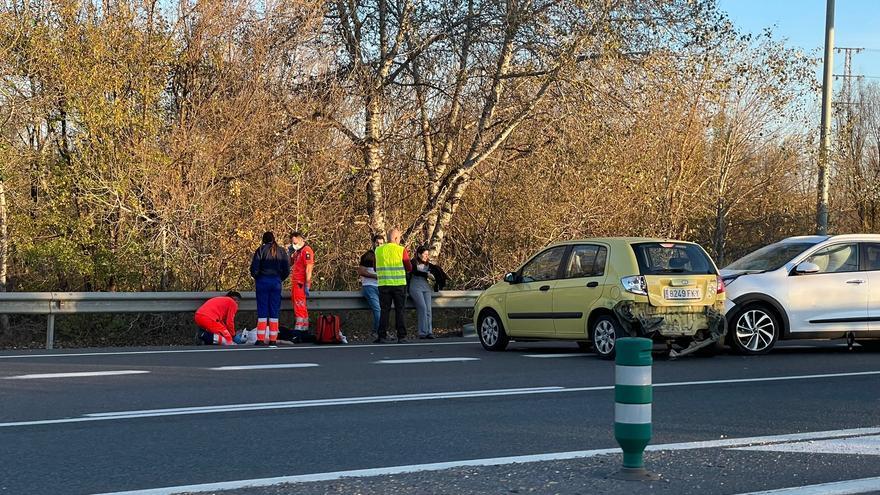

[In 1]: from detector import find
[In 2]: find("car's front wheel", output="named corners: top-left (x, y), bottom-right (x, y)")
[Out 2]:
top-left (591, 315), bottom-right (620, 360)
top-left (478, 311), bottom-right (509, 351)
top-left (730, 305), bottom-right (779, 355)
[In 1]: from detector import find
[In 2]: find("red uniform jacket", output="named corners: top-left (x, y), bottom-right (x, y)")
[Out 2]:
top-left (291, 245), bottom-right (315, 284)
top-left (195, 296), bottom-right (238, 333)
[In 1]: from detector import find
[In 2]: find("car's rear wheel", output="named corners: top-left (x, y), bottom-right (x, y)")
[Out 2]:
top-left (730, 305), bottom-right (779, 355)
top-left (591, 315), bottom-right (620, 360)
top-left (478, 311), bottom-right (509, 351)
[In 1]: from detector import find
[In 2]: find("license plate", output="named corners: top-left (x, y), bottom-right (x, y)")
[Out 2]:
top-left (663, 288), bottom-right (702, 300)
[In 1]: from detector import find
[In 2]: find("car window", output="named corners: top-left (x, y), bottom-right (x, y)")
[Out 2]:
top-left (862, 243), bottom-right (880, 271)
top-left (564, 245), bottom-right (607, 278)
top-left (521, 246), bottom-right (567, 282)
top-left (632, 242), bottom-right (715, 275)
top-left (725, 242), bottom-right (818, 272)
top-left (804, 243), bottom-right (859, 273)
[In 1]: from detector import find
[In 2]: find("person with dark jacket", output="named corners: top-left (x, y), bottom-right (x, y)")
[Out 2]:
top-left (250, 231), bottom-right (290, 345)
top-left (407, 246), bottom-right (448, 339)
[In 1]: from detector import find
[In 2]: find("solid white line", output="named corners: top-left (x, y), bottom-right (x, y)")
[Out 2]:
top-left (89, 427), bottom-right (880, 495)
top-left (4, 370), bottom-right (880, 428)
top-left (0, 341), bottom-right (480, 360)
top-left (210, 364), bottom-right (319, 371)
top-left (735, 476), bottom-right (880, 495)
top-left (375, 358), bottom-right (479, 364)
top-left (0, 387), bottom-right (565, 428)
top-left (522, 353), bottom-right (589, 358)
top-left (3, 370), bottom-right (150, 380)
top-left (646, 370), bottom-right (880, 389)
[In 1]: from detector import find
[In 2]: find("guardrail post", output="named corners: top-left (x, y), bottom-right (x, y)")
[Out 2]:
top-left (46, 314), bottom-right (55, 350)
top-left (611, 337), bottom-right (659, 481)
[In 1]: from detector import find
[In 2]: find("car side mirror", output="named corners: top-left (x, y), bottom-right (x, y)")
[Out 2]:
top-left (504, 272), bottom-right (520, 284)
top-left (795, 261), bottom-right (820, 275)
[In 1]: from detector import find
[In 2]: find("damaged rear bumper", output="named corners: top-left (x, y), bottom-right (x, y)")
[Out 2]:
top-left (613, 300), bottom-right (726, 341)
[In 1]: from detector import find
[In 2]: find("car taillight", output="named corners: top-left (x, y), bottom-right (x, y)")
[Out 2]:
top-left (716, 275), bottom-right (725, 294)
top-left (621, 275), bottom-right (648, 296)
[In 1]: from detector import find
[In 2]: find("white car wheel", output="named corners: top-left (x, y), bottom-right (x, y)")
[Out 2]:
top-left (732, 306), bottom-right (779, 355)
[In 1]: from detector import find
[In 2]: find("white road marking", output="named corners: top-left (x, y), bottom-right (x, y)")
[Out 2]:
top-left (89, 427), bottom-right (880, 495)
top-left (375, 357), bottom-right (479, 364)
top-left (0, 340), bottom-right (480, 360)
top-left (0, 387), bottom-right (565, 428)
top-left (4, 370), bottom-right (880, 427)
top-left (733, 434), bottom-right (880, 456)
top-left (210, 364), bottom-right (319, 371)
top-left (3, 370), bottom-right (150, 380)
top-left (735, 476), bottom-right (880, 495)
top-left (522, 353), bottom-right (589, 358)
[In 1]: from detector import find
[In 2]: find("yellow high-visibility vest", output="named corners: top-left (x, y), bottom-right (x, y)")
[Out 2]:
top-left (375, 243), bottom-right (407, 286)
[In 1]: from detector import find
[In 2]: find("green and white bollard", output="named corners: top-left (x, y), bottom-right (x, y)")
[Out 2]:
top-left (611, 337), bottom-right (660, 480)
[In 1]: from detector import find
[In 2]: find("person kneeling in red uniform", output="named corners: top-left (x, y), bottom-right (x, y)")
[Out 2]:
top-left (195, 291), bottom-right (242, 346)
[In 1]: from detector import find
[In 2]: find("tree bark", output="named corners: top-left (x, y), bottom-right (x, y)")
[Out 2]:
top-left (0, 178), bottom-right (9, 337)
top-left (364, 90), bottom-right (386, 236)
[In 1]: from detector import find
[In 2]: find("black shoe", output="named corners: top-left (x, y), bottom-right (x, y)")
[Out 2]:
top-left (254, 340), bottom-right (265, 346)
top-left (425, 334), bottom-right (435, 339)
top-left (397, 338), bottom-right (409, 344)
top-left (418, 335), bottom-right (428, 340)
top-left (374, 337), bottom-right (395, 344)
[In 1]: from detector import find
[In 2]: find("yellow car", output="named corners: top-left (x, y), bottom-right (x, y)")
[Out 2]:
top-left (473, 238), bottom-right (726, 358)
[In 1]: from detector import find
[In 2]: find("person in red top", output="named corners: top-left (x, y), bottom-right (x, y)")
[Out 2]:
top-left (194, 291), bottom-right (242, 346)
top-left (288, 232), bottom-right (315, 332)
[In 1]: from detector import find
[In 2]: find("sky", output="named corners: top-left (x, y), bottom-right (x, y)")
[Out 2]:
top-left (718, 0), bottom-right (880, 85)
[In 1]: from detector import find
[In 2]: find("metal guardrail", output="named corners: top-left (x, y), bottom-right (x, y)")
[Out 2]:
top-left (0, 291), bottom-right (481, 349)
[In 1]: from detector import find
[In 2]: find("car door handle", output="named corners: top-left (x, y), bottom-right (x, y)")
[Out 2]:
top-left (586, 281), bottom-right (599, 288)
top-left (846, 279), bottom-right (866, 284)
top-left (539, 285), bottom-right (551, 291)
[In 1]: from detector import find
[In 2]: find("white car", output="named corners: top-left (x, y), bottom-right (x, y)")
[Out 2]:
top-left (721, 234), bottom-right (880, 354)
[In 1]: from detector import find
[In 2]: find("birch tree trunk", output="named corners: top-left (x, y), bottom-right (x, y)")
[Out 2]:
top-left (0, 178), bottom-right (9, 337)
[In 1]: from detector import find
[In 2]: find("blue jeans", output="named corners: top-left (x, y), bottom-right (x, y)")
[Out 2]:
top-left (408, 284), bottom-right (433, 337)
top-left (362, 285), bottom-right (381, 334)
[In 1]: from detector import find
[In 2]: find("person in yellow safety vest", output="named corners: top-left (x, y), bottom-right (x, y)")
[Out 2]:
top-left (374, 228), bottom-right (412, 343)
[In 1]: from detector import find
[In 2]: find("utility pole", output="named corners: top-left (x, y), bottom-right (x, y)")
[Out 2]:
top-left (816, 0), bottom-right (835, 235)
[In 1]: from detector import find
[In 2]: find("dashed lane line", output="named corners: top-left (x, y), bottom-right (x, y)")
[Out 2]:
top-left (522, 353), bottom-right (589, 358)
top-left (210, 364), bottom-right (319, 371)
top-left (3, 370), bottom-right (150, 380)
top-left (0, 340), bottom-right (480, 360)
top-left (374, 357), bottom-right (480, 364)
top-left (89, 427), bottom-right (880, 495)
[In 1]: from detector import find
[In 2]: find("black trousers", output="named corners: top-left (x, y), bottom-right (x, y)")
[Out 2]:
top-left (378, 285), bottom-right (407, 338)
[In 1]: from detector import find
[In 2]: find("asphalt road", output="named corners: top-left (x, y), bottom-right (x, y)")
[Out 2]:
top-left (0, 338), bottom-right (879, 495)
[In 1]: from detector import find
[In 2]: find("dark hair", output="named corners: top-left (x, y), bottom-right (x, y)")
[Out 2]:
top-left (261, 231), bottom-right (278, 257)
top-left (416, 245), bottom-right (429, 257)
top-left (372, 234), bottom-right (384, 244)
top-left (290, 231), bottom-right (303, 239)
top-left (226, 291), bottom-right (242, 300)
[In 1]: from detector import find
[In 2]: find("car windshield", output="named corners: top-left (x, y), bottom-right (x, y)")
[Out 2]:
top-left (725, 242), bottom-right (817, 272)
top-left (632, 242), bottom-right (716, 275)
